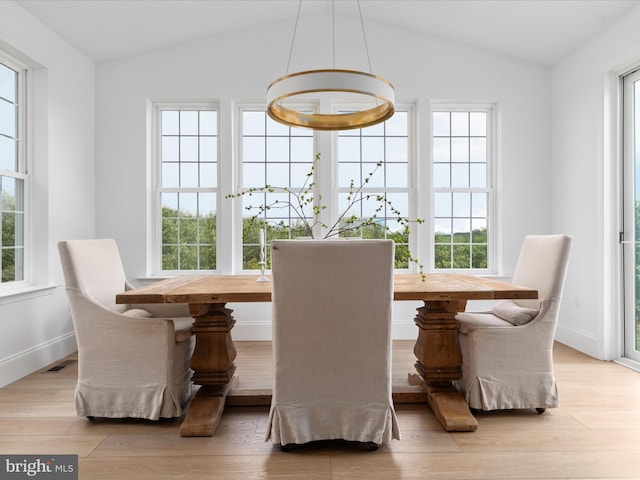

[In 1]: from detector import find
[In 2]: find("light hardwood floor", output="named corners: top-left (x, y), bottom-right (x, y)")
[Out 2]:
top-left (1, 341), bottom-right (640, 479)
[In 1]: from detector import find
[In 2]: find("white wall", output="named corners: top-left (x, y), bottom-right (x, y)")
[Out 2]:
top-left (95, 13), bottom-right (552, 340)
top-left (551, 6), bottom-right (640, 360)
top-left (0, 1), bottom-right (95, 386)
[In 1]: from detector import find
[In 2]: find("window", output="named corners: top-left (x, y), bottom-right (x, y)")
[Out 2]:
top-left (239, 109), bottom-right (315, 269)
top-left (622, 67), bottom-right (640, 362)
top-left (237, 105), bottom-right (416, 271)
top-left (151, 103), bottom-right (495, 275)
top-left (153, 104), bottom-right (219, 273)
top-left (432, 106), bottom-right (494, 270)
top-left (337, 110), bottom-right (413, 267)
top-left (0, 57), bottom-right (26, 287)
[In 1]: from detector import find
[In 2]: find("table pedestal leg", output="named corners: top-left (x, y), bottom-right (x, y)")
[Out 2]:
top-left (180, 303), bottom-right (237, 437)
top-left (413, 300), bottom-right (478, 432)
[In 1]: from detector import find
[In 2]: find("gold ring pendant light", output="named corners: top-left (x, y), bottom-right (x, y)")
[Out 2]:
top-left (267, 0), bottom-right (395, 131)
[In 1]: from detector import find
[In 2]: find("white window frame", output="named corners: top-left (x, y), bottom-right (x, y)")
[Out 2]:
top-left (150, 102), bottom-right (220, 276)
top-left (430, 103), bottom-right (496, 273)
top-left (621, 67), bottom-right (640, 363)
top-left (0, 53), bottom-right (29, 292)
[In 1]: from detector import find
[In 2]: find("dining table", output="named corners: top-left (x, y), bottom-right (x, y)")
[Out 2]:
top-left (116, 273), bottom-right (537, 437)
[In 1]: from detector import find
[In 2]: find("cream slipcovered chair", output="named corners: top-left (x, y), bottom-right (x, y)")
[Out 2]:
top-left (58, 239), bottom-right (196, 420)
top-left (265, 239), bottom-right (400, 448)
top-left (455, 234), bottom-right (572, 412)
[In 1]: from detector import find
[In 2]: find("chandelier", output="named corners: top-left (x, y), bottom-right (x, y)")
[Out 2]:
top-left (267, 1), bottom-right (395, 131)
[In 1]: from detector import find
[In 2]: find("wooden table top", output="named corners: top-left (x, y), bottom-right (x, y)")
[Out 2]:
top-left (116, 273), bottom-right (538, 305)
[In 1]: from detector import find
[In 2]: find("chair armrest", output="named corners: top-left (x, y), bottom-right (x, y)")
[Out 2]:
top-left (67, 288), bottom-right (178, 345)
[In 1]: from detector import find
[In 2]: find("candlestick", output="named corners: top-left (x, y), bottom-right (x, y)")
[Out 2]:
top-left (257, 227), bottom-right (269, 282)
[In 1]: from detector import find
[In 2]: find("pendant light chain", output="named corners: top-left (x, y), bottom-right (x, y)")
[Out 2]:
top-left (332, 0), bottom-right (336, 70)
top-left (357, 0), bottom-right (373, 74)
top-left (286, 0), bottom-right (372, 75)
top-left (285, 0), bottom-right (303, 76)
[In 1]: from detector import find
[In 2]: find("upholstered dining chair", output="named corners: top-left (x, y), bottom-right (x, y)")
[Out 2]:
top-left (58, 239), bottom-right (196, 420)
top-left (265, 239), bottom-right (400, 449)
top-left (455, 234), bottom-right (573, 412)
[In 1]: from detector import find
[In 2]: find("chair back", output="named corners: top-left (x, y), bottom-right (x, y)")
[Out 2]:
top-left (271, 238), bottom-right (394, 346)
top-left (268, 238), bottom-right (396, 444)
top-left (58, 239), bottom-right (127, 312)
top-left (512, 234), bottom-right (572, 311)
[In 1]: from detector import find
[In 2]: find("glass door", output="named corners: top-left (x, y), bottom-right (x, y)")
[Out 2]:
top-left (623, 68), bottom-right (640, 362)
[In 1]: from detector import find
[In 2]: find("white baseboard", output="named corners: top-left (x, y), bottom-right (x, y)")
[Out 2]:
top-left (229, 300), bottom-right (422, 342)
top-left (0, 332), bottom-right (77, 388)
top-left (391, 322), bottom-right (420, 340)
top-left (232, 322), bottom-right (272, 341)
top-left (234, 322), bottom-right (605, 351)
top-left (1, 322), bottom-right (598, 388)
top-left (0, 321), bottom-right (417, 387)
top-left (555, 323), bottom-right (600, 359)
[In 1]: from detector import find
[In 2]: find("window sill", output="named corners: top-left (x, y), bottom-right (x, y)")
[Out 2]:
top-left (0, 284), bottom-right (60, 305)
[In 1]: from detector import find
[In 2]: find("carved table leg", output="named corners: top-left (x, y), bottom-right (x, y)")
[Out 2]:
top-left (180, 303), bottom-right (237, 437)
top-left (413, 299), bottom-right (478, 432)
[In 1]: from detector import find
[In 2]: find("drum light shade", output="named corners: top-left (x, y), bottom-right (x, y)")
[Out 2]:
top-left (267, 69), bottom-right (395, 130)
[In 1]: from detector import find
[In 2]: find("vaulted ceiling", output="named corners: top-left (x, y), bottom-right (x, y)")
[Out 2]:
top-left (15, 0), bottom-right (640, 65)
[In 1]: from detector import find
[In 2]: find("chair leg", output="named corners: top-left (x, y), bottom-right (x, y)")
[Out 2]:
top-left (366, 442), bottom-right (379, 451)
top-left (535, 408), bottom-right (546, 414)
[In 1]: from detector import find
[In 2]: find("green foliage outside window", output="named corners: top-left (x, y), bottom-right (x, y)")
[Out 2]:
top-left (240, 216), bottom-right (413, 271)
top-left (228, 153), bottom-right (424, 274)
top-left (434, 228), bottom-right (488, 269)
top-left (161, 205), bottom-right (216, 271)
top-left (241, 218), bottom-right (317, 270)
top-left (1, 186), bottom-right (22, 283)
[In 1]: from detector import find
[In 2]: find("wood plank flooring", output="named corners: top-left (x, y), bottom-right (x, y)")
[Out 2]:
top-left (1, 341), bottom-right (640, 479)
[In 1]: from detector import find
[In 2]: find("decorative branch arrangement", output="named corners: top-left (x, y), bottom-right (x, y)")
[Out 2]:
top-left (226, 153), bottom-right (425, 277)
